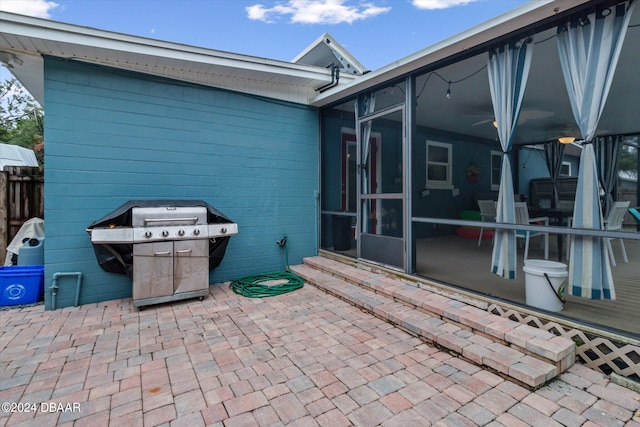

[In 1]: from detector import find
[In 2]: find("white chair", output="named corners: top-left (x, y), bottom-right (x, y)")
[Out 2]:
top-left (604, 201), bottom-right (630, 266)
top-left (514, 202), bottom-right (549, 260)
top-left (477, 200), bottom-right (497, 247)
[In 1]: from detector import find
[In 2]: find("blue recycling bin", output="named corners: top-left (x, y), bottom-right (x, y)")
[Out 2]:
top-left (0, 265), bottom-right (45, 306)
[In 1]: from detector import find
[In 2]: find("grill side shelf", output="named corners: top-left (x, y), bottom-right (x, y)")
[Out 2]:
top-left (208, 223), bottom-right (238, 237)
top-left (89, 228), bottom-right (134, 244)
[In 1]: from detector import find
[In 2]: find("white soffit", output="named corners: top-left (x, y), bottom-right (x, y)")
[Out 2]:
top-left (310, 0), bottom-right (589, 107)
top-left (292, 32), bottom-right (367, 76)
top-left (0, 12), bottom-right (357, 105)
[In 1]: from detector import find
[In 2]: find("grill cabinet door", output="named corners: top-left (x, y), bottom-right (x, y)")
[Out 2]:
top-left (173, 239), bottom-right (209, 294)
top-left (133, 241), bottom-right (174, 300)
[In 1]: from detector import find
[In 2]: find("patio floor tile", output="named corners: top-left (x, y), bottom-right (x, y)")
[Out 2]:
top-left (0, 265), bottom-right (638, 426)
top-left (292, 259), bottom-right (574, 388)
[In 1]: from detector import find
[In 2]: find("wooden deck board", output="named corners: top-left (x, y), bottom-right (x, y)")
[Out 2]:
top-left (414, 235), bottom-right (639, 337)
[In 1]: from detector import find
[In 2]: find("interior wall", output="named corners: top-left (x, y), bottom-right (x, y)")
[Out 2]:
top-left (412, 129), bottom-right (497, 229)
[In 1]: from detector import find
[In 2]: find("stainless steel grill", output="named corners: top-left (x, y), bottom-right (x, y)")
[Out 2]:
top-left (87, 201), bottom-right (237, 308)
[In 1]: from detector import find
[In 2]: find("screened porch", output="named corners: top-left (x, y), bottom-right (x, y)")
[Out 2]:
top-left (319, 0), bottom-right (639, 341)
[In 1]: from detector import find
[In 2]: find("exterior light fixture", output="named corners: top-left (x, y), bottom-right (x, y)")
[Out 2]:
top-left (446, 81), bottom-right (451, 99)
top-left (558, 136), bottom-right (575, 144)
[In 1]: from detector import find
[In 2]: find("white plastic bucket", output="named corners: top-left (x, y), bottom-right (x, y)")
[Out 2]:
top-left (523, 259), bottom-right (567, 312)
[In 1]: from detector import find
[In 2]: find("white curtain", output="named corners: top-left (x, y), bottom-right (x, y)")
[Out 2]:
top-left (556, 1), bottom-right (635, 143)
top-left (356, 93), bottom-right (375, 233)
top-left (487, 39), bottom-right (534, 279)
top-left (568, 144), bottom-right (615, 299)
top-left (558, 1), bottom-right (634, 300)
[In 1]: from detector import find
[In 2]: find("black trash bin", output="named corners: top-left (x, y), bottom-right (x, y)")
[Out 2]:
top-left (332, 215), bottom-right (352, 251)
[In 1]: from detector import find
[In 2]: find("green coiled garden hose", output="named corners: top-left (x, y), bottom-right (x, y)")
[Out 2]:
top-left (230, 236), bottom-right (304, 298)
top-left (230, 271), bottom-right (304, 298)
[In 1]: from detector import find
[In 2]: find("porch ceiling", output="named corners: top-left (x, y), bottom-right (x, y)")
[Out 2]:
top-left (461, 15), bottom-right (639, 145)
top-left (412, 20), bottom-right (640, 146)
top-left (316, 1), bottom-right (640, 146)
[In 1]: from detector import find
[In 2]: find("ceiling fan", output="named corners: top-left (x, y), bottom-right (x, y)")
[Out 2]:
top-left (470, 109), bottom-right (554, 127)
top-left (521, 123), bottom-right (584, 145)
top-left (545, 124), bottom-right (580, 141)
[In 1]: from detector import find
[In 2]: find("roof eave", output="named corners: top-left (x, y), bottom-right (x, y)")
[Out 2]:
top-left (1, 11), bottom-right (358, 105)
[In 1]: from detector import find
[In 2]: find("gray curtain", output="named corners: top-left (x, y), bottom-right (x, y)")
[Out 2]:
top-left (594, 135), bottom-right (622, 217)
top-left (544, 143), bottom-right (566, 209)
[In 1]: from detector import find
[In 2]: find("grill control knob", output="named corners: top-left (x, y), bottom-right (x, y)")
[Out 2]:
top-left (178, 229), bottom-right (185, 237)
top-left (144, 231), bottom-right (152, 239)
top-left (193, 228), bottom-right (200, 236)
top-left (161, 230), bottom-right (169, 237)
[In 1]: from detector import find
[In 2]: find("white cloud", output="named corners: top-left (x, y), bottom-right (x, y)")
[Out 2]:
top-left (246, 0), bottom-right (391, 25)
top-left (0, 0), bottom-right (59, 18)
top-left (411, 0), bottom-right (476, 10)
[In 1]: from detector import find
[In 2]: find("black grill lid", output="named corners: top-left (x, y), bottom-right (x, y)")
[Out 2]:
top-left (87, 200), bottom-right (234, 277)
top-left (88, 199), bottom-right (232, 229)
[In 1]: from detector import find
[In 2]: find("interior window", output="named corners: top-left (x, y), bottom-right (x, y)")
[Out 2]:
top-left (426, 141), bottom-right (452, 189)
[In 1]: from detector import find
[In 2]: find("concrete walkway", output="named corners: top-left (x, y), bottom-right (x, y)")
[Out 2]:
top-left (1, 282), bottom-right (639, 426)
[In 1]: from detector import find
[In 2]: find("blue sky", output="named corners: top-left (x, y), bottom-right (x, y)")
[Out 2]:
top-left (1, 0), bottom-right (531, 73)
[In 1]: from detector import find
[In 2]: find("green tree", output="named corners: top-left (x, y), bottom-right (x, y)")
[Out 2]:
top-left (619, 142), bottom-right (637, 178)
top-left (1, 77), bottom-right (44, 167)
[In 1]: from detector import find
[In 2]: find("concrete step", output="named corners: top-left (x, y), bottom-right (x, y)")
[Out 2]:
top-left (290, 256), bottom-right (576, 389)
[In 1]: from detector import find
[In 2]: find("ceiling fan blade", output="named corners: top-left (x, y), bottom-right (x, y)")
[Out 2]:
top-left (472, 118), bottom-right (494, 126)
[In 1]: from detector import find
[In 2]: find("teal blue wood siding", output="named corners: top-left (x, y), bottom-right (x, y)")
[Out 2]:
top-left (43, 57), bottom-right (319, 309)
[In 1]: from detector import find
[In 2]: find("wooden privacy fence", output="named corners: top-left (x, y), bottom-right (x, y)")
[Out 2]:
top-left (0, 166), bottom-right (44, 261)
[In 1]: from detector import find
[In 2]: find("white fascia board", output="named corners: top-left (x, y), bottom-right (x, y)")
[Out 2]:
top-left (320, 34), bottom-right (367, 74)
top-left (310, 0), bottom-right (588, 107)
top-left (293, 32), bottom-right (367, 75)
top-left (0, 12), bottom-right (335, 85)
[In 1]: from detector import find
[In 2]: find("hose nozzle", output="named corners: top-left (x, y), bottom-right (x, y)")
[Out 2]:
top-left (276, 235), bottom-right (288, 247)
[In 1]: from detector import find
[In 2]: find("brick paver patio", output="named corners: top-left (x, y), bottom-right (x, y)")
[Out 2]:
top-left (1, 282), bottom-right (639, 426)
